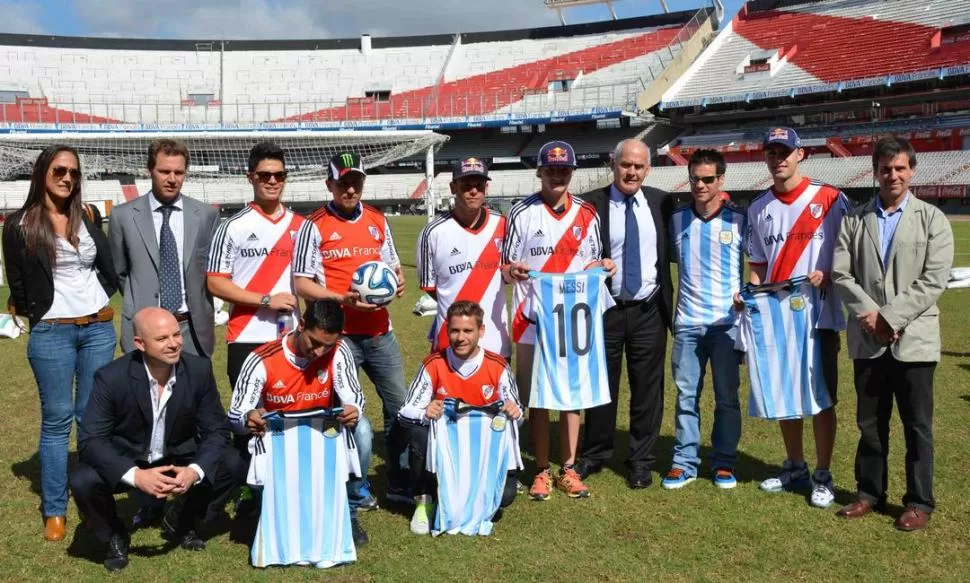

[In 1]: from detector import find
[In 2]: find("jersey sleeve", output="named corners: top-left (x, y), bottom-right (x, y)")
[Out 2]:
top-left (332, 341), bottom-right (365, 413)
top-left (292, 219), bottom-right (326, 285)
top-left (417, 223), bottom-right (436, 291)
top-left (206, 218), bottom-right (235, 276)
top-left (227, 354), bottom-right (267, 434)
top-left (746, 206), bottom-right (767, 265)
top-left (585, 211), bottom-right (603, 262)
top-left (502, 206), bottom-right (525, 265)
top-left (498, 362), bottom-right (521, 411)
top-left (381, 217), bottom-right (401, 268)
top-left (816, 189), bottom-right (852, 272)
top-left (398, 362), bottom-right (434, 423)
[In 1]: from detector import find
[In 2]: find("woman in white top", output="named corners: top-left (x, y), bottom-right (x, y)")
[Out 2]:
top-left (2, 145), bottom-right (118, 541)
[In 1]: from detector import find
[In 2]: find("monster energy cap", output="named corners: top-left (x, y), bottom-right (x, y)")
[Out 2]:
top-left (328, 152), bottom-right (367, 179)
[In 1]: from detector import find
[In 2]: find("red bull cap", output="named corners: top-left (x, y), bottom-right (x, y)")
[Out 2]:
top-left (538, 141), bottom-right (577, 168)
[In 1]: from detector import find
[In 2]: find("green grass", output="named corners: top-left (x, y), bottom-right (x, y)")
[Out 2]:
top-left (2, 216), bottom-right (970, 581)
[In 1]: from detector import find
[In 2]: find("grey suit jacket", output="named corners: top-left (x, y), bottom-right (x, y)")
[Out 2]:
top-left (108, 192), bottom-right (220, 356)
top-left (832, 194), bottom-right (953, 362)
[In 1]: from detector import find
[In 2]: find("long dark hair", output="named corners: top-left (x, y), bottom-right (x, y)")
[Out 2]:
top-left (19, 145), bottom-right (84, 264)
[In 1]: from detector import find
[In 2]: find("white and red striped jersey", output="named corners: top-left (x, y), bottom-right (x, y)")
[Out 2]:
top-left (502, 194), bottom-right (602, 344)
top-left (417, 210), bottom-right (510, 357)
top-left (207, 204), bottom-right (305, 344)
top-left (746, 177), bottom-right (850, 331)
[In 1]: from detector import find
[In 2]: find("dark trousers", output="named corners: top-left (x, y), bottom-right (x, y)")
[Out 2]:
top-left (70, 449), bottom-right (247, 542)
top-left (404, 419), bottom-right (516, 509)
top-left (580, 298), bottom-right (667, 470)
top-left (227, 342), bottom-right (264, 455)
top-left (853, 353), bottom-right (936, 512)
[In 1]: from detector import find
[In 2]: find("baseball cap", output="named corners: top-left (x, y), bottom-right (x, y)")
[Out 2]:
top-left (763, 127), bottom-right (801, 150)
top-left (328, 152), bottom-right (366, 180)
top-left (537, 141), bottom-right (577, 168)
top-left (452, 156), bottom-right (490, 181)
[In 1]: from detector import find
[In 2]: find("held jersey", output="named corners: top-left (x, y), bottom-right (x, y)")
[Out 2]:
top-left (526, 269), bottom-right (613, 411)
top-left (247, 415), bottom-right (358, 569)
top-left (417, 209), bottom-right (510, 357)
top-left (670, 204), bottom-right (746, 328)
top-left (227, 334), bottom-right (364, 434)
top-left (503, 194), bottom-right (602, 344)
top-left (207, 204), bottom-right (305, 343)
top-left (746, 178), bottom-right (850, 330)
top-left (736, 277), bottom-right (832, 420)
top-left (398, 347), bottom-right (520, 423)
top-left (292, 203), bottom-right (400, 336)
top-left (427, 411), bottom-right (522, 537)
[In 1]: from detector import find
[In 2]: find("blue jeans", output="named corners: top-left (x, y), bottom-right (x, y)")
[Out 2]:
top-left (27, 320), bottom-right (116, 517)
top-left (670, 324), bottom-right (742, 474)
top-left (344, 331), bottom-right (410, 506)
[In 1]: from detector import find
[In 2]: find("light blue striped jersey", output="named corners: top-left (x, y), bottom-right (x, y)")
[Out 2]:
top-left (670, 204), bottom-right (746, 328)
top-left (247, 416), bottom-right (359, 569)
top-left (737, 277), bottom-right (832, 420)
top-left (526, 269), bottom-right (613, 411)
top-left (428, 410), bottom-right (522, 536)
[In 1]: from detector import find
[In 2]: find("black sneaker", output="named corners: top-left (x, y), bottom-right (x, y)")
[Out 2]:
top-left (573, 459), bottom-right (603, 481)
top-left (163, 526), bottom-right (207, 551)
top-left (103, 533), bottom-right (130, 572)
top-left (385, 485), bottom-right (413, 506)
top-left (351, 516), bottom-right (369, 547)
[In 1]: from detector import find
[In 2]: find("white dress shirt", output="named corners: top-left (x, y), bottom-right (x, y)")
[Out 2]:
top-left (608, 184), bottom-right (658, 301)
top-left (43, 224), bottom-right (110, 319)
top-left (149, 192), bottom-right (188, 314)
top-left (121, 363), bottom-right (204, 487)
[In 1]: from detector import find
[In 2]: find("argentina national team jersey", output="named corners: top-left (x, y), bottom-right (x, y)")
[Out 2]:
top-left (427, 410), bottom-right (522, 536)
top-left (737, 277), bottom-right (832, 420)
top-left (247, 414), bottom-right (360, 569)
top-left (526, 269), bottom-right (613, 410)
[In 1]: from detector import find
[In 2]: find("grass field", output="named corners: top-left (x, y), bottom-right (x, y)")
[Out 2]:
top-left (2, 215), bottom-right (969, 582)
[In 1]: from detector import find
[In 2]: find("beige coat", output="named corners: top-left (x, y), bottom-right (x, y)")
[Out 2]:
top-left (832, 194), bottom-right (953, 362)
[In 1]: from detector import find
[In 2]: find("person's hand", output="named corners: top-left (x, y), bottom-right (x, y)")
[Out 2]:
top-left (169, 466), bottom-right (201, 495)
top-left (501, 401), bottom-right (522, 421)
top-left (395, 266), bottom-right (407, 298)
top-left (133, 465), bottom-right (178, 499)
top-left (506, 262), bottom-right (530, 282)
top-left (732, 291), bottom-right (745, 311)
top-left (246, 408), bottom-right (268, 436)
top-left (425, 400), bottom-right (445, 420)
top-left (600, 258), bottom-right (617, 278)
top-left (808, 270), bottom-right (831, 289)
top-left (268, 292), bottom-right (298, 311)
top-left (342, 291), bottom-right (381, 312)
top-left (336, 404), bottom-right (360, 427)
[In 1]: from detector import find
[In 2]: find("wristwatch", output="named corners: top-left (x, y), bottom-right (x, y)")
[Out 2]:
top-left (260, 295), bottom-right (271, 307)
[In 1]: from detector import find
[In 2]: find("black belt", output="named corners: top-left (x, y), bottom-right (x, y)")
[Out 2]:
top-left (173, 312), bottom-right (191, 322)
top-left (613, 292), bottom-right (659, 309)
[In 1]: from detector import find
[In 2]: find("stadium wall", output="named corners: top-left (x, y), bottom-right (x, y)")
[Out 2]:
top-left (636, 9), bottom-right (718, 113)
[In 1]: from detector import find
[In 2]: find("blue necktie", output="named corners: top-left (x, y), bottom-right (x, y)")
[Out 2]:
top-left (158, 205), bottom-right (183, 313)
top-left (623, 196), bottom-right (641, 298)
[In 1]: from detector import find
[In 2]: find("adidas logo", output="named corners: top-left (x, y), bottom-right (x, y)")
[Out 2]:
top-left (764, 214), bottom-right (773, 222)
top-left (450, 247), bottom-right (461, 256)
top-left (534, 229), bottom-right (545, 237)
top-left (272, 380), bottom-right (286, 389)
top-left (436, 387), bottom-right (447, 395)
top-left (247, 233), bottom-right (259, 242)
top-left (329, 232), bottom-right (342, 241)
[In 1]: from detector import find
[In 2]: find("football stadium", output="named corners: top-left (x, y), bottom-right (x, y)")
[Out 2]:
top-left (1, 0), bottom-right (969, 579)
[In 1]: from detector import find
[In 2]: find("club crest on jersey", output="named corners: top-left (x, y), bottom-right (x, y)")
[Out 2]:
top-left (368, 225), bottom-right (380, 241)
top-left (481, 384), bottom-right (495, 401)
top-left (490, 414), bottom-right (507, 432)
top-left (719, 231), bottom-right (734, 245)
top-left (317, 369), bottom-right (329, 384)
top-left (572, 226), bottom-right (582, 240)
top-left (494, 237), bottom-right (502, 251)
top-left (790, 294), bottom-right (806, 311)
top-left (809, 203), bottom-right (823, 219)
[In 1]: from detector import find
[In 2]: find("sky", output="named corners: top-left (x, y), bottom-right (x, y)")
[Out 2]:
top-left (0, 0), bottom-right (747, 40)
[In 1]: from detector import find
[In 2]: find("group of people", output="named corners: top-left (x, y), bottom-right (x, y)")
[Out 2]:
top-left (1, 127), bottom-right (952, 572)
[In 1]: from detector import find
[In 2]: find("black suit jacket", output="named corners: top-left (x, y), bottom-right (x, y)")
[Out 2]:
top-left (582, 185), bottom-right (675, 330)
top-left (2, 208), bottom-right (118, 326)
top-left (77, 351), bottom-right (230, 488)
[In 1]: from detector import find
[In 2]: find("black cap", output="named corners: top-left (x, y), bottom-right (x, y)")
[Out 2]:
top-left (328, 152), bottom-right (366, 180)
top-left (452, 157), bottom-right (490, 181)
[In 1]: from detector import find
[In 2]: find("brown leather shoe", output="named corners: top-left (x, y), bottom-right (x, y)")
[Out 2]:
top-left (837, 498), bottom-right (875, 519)
top-left (44, 516), bottom-right (66, 541)
top-left (895, 507), bottom-right (931, 531)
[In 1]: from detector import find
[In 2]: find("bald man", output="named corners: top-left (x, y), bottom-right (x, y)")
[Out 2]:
top-left (71, 307), bottom-right (245, 572)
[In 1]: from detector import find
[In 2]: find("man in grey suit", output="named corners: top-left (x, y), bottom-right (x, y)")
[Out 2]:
top-left (832, 136), bottom-right (953, 532)
top-left (109, 139), bottom-right (219, 358)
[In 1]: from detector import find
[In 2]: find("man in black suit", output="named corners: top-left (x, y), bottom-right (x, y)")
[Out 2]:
top-left (577, 139), bottom-right (674, 489)
top-left (71, 307), bottom-right (245, 572)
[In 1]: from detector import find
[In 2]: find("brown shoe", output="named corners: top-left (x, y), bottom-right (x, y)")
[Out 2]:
top-left (44, 516), bottom-right (66, 541)
top-left (837, 498), bottom-right (876, 519)
top-left (895, 507), bottom-right (931, 531)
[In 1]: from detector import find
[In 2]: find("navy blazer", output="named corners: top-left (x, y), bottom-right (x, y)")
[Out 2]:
top-left (77, 351), bottom-right (230, 488)
top-left (582, 184), bottom-right (675, 330)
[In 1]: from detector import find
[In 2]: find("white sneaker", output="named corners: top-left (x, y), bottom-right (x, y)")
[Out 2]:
top-left (810, 470), bottom-right (836, 508)
top-left (409, 495), bottom-right (433, 535)
top-left (760, 459), bottom-right (810, 493)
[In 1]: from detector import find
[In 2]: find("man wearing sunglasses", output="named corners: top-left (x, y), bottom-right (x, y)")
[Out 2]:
top-left (661, 149), bottom-right (744, 490)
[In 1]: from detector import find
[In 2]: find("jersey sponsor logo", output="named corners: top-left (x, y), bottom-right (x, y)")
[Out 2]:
top-left (329, 232), bottom-right (342, 241)
top-left (317, 369), bottom-right (330, 384)
top-left (265, 392), bottom-right (295, 405)
top-left (447, 259), bottom-right (502, 276)
top-left (240, 247), bottom-right (292, 258)
top-left (763, 230), bottom-right (822, 246)
top-left (481, 384), bottom-right (495, 401)
top-left (368, 225), bottom-right (381, 241)
top-left (247, 232), bottom-right (259, 242)
top-left (450, 247), bottom-right (461, 256)
top-left (299, 389), bottom-right (331, 401)
top-left (321, 245), bottom-right (381, 260)
top-left (530, 246), bottom-right (556, 257)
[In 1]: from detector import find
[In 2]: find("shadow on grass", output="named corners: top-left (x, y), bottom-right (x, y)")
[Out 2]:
top-left (943, 351), bottom-right (970, 358)
top-left (961, 395), bottom-right (970, 405)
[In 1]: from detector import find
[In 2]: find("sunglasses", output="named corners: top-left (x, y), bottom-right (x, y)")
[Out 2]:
top-left (252, 171), bottom-right (288, 183)
top-left (51, 166), bottom-right (81, 181)
top-left (689, 175), bottom-right (721, 185)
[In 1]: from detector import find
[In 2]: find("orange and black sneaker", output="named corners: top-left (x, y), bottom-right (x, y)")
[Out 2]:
top-left (530, 468), bottom-right (553, 501)
top-left (557, 466), bottom-right (590, 498)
